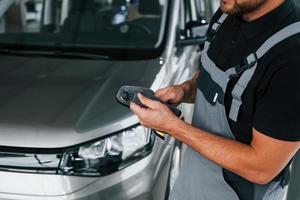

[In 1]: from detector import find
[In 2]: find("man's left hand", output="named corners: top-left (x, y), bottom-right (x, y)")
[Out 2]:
top-left (129, 93), bottom-right (180, 134)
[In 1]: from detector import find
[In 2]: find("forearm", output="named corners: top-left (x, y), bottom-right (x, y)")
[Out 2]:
top-left (179, 70), bottom-right (199, 103)
top-left (169, 120), bottom-right (275, 184)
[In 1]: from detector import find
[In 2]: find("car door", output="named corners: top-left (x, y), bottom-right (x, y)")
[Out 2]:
top-left (168, 0), bottom-right (211, 123)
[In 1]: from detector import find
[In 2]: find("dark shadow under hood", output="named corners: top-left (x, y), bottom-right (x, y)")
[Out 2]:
top-left (0, 55), bottom-right (162, 148)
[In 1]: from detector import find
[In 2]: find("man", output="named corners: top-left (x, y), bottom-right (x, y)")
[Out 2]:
top-left (130, 0), bottom-right (300, 199)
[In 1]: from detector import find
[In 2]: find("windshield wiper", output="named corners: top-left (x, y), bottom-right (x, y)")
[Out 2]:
top-left (0, 48), bottom-right (110, 60)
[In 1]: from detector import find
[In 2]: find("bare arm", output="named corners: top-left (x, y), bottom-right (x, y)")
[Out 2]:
top-left (170, 120), bottom-right (300, 184)
top-left (130, 94), bottom-right (300, 184)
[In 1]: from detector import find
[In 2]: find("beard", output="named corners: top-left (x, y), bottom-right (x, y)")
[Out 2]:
top-left (221, 0), bottom-right (267, 15)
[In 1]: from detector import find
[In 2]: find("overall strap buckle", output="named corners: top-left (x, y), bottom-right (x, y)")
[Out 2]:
top-left (231, 53), bottom-right (258, 79)
top-left (228, 53), bottom-right (258, 122)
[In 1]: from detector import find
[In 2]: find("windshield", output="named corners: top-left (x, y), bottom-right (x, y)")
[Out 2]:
top-left (0, 0), bottom-right (169, 59)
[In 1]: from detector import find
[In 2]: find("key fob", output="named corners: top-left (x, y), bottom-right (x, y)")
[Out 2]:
top-left (116, 86), bottom-right (154, 107)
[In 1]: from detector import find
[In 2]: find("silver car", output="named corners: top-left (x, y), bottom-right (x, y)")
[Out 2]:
top-left (0, 0), bottom-right (212, 199)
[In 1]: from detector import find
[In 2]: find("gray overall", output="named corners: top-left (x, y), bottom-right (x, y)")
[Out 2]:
top-left (169, 13), bottom-right (300, 200)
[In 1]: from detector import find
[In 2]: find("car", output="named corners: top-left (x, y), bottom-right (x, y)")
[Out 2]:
top-left (0, 0), bottom-right (212, 199)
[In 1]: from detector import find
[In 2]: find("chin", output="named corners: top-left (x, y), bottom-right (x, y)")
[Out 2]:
top-left (220, 6), bottom-right (234, 14)
top-left (220, 0), bottom-right (235, 14)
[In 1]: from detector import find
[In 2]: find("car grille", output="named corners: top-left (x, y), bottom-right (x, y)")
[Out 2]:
top-left (0, 151), bottom-right (62, 174)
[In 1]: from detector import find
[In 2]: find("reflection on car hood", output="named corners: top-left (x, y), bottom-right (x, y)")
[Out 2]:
top-left (0, 55), bottom-right (161, 148)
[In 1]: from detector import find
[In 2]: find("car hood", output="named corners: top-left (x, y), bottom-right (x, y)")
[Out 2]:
top-left (0, 55), bottom-right (162, 148)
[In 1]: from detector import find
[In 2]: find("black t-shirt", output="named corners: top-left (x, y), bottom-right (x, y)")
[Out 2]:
top-left (208, 0), bottom-right (300, 144)
top-left (206, 0), bottom-right (300, 199)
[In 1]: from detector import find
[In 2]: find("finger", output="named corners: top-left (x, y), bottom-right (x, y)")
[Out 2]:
top-left (138, 93), bottom-right (161, 109)
top-left (130, 102), bottom-right (144, 117)
top-left (155, 88), bottom-right (167, 98)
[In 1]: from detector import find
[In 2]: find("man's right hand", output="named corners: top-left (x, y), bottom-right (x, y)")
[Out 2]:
top-left (155, 85), bottom-right (185, 106)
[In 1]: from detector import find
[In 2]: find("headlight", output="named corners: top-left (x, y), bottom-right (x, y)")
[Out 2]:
top-left (58, 125), bottom-right (155, 177)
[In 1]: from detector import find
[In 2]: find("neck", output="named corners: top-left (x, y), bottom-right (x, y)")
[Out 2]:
top-left (242, 0), bottom-right (285, 22)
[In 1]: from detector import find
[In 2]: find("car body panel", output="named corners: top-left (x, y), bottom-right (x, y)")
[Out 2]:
top-left (0, 55), bottom-right (161, 148)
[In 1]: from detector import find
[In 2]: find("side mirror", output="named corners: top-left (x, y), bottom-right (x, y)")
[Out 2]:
top-left (177, 20), bottom-right (209, 48)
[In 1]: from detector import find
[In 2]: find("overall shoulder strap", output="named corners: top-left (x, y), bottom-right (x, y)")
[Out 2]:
top-left (211, 13), bottom-right (228, 33)
top-left (229, 22), bottom-right (300, 122)
top-left (255, 22), bottom-right (300, 60)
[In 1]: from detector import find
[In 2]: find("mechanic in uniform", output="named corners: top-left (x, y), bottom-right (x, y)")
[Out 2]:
top-left (130, 0), bottom-right (300, 199)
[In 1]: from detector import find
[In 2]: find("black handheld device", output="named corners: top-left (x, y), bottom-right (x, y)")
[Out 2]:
top-left (116, 86), bottom-right (182, 139)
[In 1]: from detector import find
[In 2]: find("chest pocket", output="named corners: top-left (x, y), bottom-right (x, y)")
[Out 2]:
top-left (197, 65), bottom-right (225, 106)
